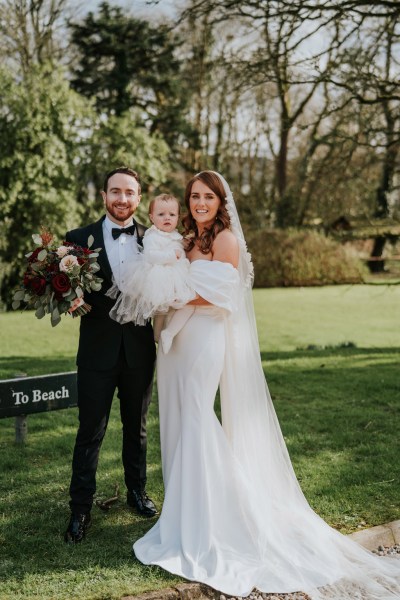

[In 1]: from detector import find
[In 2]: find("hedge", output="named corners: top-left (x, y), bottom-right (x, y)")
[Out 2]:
top-left (246, 228), bottom-right (365, 287)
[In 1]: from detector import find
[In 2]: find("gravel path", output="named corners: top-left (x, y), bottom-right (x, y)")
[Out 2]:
top-left (372, 544), bottom-right (400, 556)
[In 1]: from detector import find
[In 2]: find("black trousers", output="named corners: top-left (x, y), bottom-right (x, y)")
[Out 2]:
top-left (69, 346), bottom-right (154, 514)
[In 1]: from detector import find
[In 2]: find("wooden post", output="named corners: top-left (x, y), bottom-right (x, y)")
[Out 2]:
top-left (15, 415), bottom-right (27, 444)
top-left (13, 372), bottom-right (28, 444)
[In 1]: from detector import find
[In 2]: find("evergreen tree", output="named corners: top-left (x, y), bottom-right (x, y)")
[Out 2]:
top-left (0, 65), bottom-right (93, 307)
top-left (69, 2), bottom-right (194, 153)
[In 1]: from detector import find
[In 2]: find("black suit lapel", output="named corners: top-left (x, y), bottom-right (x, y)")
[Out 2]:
top-left (134, 218), bottom-right (146, 248)
top-left (92, 216), bottom-right (113, 283)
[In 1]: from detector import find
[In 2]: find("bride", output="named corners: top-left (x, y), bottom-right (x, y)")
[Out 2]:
top-left (133, 171), bottom-right (400, 599)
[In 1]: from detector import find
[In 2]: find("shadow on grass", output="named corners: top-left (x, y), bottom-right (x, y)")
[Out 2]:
top-left (0, 376), bottom-right (164, 588)
top-left (260, 344), bottom-right (400, 363)
top-left (0, 355), bottom-right (76, 379)
top-left (0, 345), bottom-right (399, 592)
top-left (0, 421), bottom-right (167, 590)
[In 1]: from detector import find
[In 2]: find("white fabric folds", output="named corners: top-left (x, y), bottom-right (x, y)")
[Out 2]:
top-left (159, 260), bottom-right (239, 353)
top-left (188, 259), bottom-right (240, 313)
top-left (108, 226), bottom-right (195, 325)
top-left (133, 174), bottom-right (400, 599)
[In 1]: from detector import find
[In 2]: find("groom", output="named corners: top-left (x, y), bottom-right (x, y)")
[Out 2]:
top-left (64, 167), bottom-right (157, 544)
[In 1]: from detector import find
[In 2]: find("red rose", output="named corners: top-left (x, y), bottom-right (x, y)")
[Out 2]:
top-left (52, 273), bottom-right (71, 294)
top-left (46, 262), bottom-right (59, 275)
top-left (30, 277), bottom-right (47, 296)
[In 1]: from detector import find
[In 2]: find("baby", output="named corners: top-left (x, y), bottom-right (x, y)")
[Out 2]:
top-left (107, 193), bottom-right (195, 351)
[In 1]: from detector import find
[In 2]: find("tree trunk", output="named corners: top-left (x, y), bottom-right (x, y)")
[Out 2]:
top-left (368, 236), bottom-right (386, 273)
top-left (275, 124), bottom-right (290, 226)
top-left (368, 19), bottom-right (397, 273)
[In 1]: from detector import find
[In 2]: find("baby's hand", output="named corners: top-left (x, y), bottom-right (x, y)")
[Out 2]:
top-left (175, 249), bottom-right (183, 259)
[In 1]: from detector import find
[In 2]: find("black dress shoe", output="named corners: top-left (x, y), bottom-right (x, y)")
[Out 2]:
top-left (127, 489), bottom-right (157, 517)
top-left (64, 512), bottom-right (91, 543)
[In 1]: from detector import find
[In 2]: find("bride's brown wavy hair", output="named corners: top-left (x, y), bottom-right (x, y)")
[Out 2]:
top-left (182, 171), bottom-right (231, 254)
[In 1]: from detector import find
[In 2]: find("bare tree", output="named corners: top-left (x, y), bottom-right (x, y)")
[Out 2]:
top-left (0, 0), bottom-right (68, 74)
top-left (179, 0), bottom-right (400, 237)
top-left (180, 1), bottom-right (358, 225)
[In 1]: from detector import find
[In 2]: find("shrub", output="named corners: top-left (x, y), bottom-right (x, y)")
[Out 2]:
top-left (246, 228), bottom-right (365, 287)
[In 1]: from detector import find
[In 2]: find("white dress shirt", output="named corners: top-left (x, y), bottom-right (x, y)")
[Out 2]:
top-left (103, 216), bottom-right (141, 289)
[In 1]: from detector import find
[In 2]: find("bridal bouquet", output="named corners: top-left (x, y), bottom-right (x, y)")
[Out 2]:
top-left (12, 227), bottom-right (103, 327)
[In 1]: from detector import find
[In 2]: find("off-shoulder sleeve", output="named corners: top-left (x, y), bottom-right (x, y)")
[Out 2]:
top-left (188, 260), bottom-right (240, 313)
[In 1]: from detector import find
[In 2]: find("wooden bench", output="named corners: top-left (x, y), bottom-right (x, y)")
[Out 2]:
top-left (0, 372), bottom-right (78, 442)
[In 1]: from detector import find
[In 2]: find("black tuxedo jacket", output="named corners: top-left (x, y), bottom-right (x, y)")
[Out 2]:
top-left (65, 216), bottom-right (156, 371)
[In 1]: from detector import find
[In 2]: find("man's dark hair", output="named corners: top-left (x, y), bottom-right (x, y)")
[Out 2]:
top-left (103, 167), bottom-right (141, 193)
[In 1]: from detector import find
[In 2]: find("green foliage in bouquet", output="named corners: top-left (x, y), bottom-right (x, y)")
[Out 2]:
top-left (12, 228), bottom-right (103, 327)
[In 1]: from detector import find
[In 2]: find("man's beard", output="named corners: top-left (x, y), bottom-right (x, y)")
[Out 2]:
top-left (106, 201), bottom-right (136, 223)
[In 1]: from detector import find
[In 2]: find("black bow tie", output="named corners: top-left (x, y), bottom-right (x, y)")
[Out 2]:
top-left (112, 224), bottom-right (136, 240)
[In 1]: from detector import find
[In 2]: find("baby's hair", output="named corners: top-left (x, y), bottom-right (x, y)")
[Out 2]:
top-left (149, 193), bottom-right (180, 215)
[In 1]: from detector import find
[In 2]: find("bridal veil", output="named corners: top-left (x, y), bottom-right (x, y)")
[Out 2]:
top-left (211, 171), bottom-right (400, 599)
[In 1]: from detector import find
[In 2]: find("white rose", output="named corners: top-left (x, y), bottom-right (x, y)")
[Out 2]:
top-left (59, 254), bottom-right (79, 272)
top-left (56, 245), bottom-right (69, 258)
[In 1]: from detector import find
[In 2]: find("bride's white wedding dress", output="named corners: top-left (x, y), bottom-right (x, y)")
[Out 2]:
top-left (133, 173), bottom-right (400, 599)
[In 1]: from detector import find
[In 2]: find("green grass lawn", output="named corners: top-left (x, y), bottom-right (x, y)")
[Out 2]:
top-left (0, 285), bottom-right (399, 600)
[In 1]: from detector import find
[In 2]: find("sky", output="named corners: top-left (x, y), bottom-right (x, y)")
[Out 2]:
top-left (80, 0), bottom-right (181, 21)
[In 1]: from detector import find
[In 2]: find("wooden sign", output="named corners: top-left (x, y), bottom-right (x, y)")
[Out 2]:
top-left (0, 372), bottom-right (78, 419)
